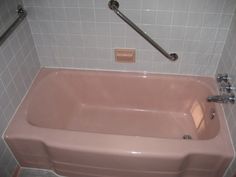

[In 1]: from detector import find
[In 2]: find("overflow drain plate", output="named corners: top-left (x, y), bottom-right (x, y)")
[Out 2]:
top-left (183, 135), bottom-right (192, 140)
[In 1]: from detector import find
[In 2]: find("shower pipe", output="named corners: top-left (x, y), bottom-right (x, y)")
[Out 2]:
top-left (108, 0), bottom-right (178, 61)
top-left (0, 5), bottom-right (27, 46)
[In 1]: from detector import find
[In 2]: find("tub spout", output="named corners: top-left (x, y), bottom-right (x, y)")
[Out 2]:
top-left (207, 94), bottom-right (235, 104)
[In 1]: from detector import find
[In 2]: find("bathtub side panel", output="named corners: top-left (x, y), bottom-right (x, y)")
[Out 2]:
top-left (6, 137), bottom-right (232, 177)
top-left (5, 137), bottom-right (52, 169)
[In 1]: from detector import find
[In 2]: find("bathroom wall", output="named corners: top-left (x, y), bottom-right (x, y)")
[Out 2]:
top-left (23, 0), bottom-right (236, 76)
top-left (0, 0), bottom-right (40, 176)
top-left (217, 9), bottom-right (236, 177)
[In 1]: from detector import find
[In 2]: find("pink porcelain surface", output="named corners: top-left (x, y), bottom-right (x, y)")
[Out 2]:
top-left (5, 68), bottom-right (233, 177)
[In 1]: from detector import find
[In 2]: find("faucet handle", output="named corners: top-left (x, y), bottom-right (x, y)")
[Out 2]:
top-left (217, 73), bottom-right (231, 83)
top-left (228, 94), bottom-right (235, 104)
top-left (220, 82), bottom-right (236, 93)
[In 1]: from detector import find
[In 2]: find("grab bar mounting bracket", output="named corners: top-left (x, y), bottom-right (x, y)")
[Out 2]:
top-left (17, 4), bottom-right (27, 18)
top-left (0, 4), bottom-right (27, 46)
top-left (108, 0), bottom-right (119, 10)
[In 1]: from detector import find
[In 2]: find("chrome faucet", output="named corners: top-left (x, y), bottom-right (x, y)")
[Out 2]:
top-left (209, 73), bottom-right (235, 104)
top-left (216, 73), bottom-right (231, 83)
top-left (207, 94), bottom-right (235, 104)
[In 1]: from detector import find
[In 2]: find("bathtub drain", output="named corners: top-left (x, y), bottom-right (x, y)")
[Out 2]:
top-left (183, 135), bottom-right (192, 140)
top-left (210, 109), bottom-right (216, 120)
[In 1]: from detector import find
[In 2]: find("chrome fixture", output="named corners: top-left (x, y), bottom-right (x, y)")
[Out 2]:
top-left (207, 94), bottom-right (235, 104)
top-left (207, 73), bottom-right (236, 104)
top-left (209, 109), bottom-right (216, 120)
top-left (183, 135), bottom-right (192, 140)
top-left (208, 73), bottom-right (235, 104)
top-left (0, 4), bottom-right (27, 46)
top-left (108, 0), bottom-right (178, 61)
top-left (220, 82), bottom-right (236, 93)
top-left (216, 74), bottom-right (231, 83)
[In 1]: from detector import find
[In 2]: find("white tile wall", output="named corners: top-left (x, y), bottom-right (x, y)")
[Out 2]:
top-left (23, 0), bottom-right (236, 76)
top-left (217, 9), bottom-right (236, 177)
top-left (0, 0), bottom-right (40, 176)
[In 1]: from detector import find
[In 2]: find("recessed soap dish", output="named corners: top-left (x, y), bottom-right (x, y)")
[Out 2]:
top-left (115, 48), bottom-right (135, 63)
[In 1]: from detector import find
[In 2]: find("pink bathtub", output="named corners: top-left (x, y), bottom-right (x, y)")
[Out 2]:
top-left (5, 68), bottom-right (233, 177)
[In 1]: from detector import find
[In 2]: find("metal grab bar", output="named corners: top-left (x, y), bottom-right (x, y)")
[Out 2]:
top-left (0, 5), bottom-right (27, 46)
top-left (108, 0), bottom-right (178, 61)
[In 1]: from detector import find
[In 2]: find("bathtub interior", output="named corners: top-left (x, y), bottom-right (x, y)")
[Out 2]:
top-left (25, 69), bottom-right (220, 140)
